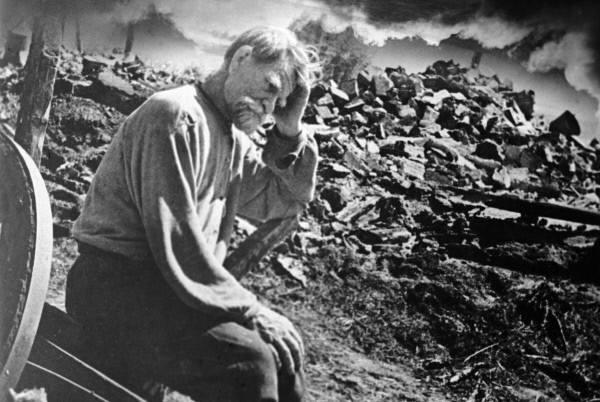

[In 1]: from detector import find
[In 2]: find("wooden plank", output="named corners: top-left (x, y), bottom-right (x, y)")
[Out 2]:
top-left (25, 337), bottom-right (145, 402)
top-left (225, 217), bottom-right (298, 279)
top-left (445, 186), bottom-right (600, 226)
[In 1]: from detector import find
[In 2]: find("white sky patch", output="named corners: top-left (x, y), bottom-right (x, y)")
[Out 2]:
top-left (108, 0), bottom-right (334, 44)
top-left (527, 32), bottom-right (600, 124)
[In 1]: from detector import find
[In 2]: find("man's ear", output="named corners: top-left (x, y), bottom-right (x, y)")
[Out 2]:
top-left (229, 45), bottom-right (253, 73)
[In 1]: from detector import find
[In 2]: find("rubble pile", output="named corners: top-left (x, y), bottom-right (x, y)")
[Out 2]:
top-left (273, 60), bottom-right (600, 400)
top-left (1, 53), bottom-right (600, 401)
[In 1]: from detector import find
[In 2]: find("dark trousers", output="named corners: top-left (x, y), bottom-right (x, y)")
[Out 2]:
top-left (66, 243), bottom-right (304, 402)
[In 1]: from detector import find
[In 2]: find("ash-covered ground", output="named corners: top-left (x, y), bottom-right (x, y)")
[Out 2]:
top-left (2, 49), bottom-right (600, 401)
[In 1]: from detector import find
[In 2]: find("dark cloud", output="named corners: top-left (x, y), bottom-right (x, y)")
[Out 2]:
top-left (321, 0), bottom-right (481, 25)
top-left (480, 0), bottom-right (599, 27)
top-left (318, 0), bottom-right (599, 31)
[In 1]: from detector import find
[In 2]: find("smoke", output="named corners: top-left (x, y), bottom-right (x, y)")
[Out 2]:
top-left (527, 32), bottom-right (600, 121)
top-left (315, 14), bottom-right (532, 48)
top-left (2, 0), bottom-right (600, 129)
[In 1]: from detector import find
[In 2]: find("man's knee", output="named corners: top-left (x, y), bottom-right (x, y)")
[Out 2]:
top-left (208, 322), bottom-right (279, 400)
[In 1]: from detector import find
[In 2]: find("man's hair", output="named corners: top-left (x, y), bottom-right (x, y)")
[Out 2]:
top-left (224, 26), bottom-right (321, 85)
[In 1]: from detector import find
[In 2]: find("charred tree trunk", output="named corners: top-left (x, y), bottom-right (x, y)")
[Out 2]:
top-left (124, 23), bottom-right (134, 59)
top-left (15, 1), bottom-right (62, 166)
top-left (75, 15), bottom-right (82, 53)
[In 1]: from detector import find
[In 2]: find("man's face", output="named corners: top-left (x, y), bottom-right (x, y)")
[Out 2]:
top-left (223, 51), bottom-right (294, 134)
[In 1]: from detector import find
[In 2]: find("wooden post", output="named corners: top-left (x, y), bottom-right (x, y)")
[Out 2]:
top-left (124, 23), bottom-right (134, 59)
top-left (15, 1), bottom-right (62, 167)
top-left (75, 15), bottom-right (82, 53)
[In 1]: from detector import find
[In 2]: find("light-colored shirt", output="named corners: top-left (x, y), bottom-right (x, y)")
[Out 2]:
top-left (72, 84), bottom-right (318, 321)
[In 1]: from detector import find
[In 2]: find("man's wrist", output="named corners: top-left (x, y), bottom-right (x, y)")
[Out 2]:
top-left (274, 122), bottom-right (303, 139)
top-left (242, 300), bottom-right (263, 325)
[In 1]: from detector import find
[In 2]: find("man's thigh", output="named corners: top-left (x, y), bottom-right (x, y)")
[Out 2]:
top-left (152, 321), bottom-right (279, 402)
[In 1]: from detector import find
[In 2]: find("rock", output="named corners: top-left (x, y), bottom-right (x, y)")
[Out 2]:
top-left (343, 146), bottom-right (369, 175)
top-left (401, 159), bottom-right (426, 180)
top-left (474, 139), bottom-right (504, 161)
top-left (503, 101), bottom-right (527, 127)
top-left (321, 141), bottom-right (346, 159)
top-left (376, 196), bottom-right (407, 221)
top-left (273, 255), bottom-right (308, 287)
top-left (512, 90), bottom-right (535, 120)
top-left (321, 161), bottom-right (352, 178)
top-left (518, 150), bottom-right (543, 172)
top-left (310, 82), bottom-right (328, 100)
top-left (503, 144), bottom-right (525, 165)
top-left (421, 89), bottom-right (451, 106)
top-left (317, 93), bottom-right (335, 106)
top-left (420, 106), bottom-right (440, 126)
top-left (356, 70), bottom-right (371, 89)
top-left (436, 103), bottom-right (457, 129)
top-left (81, 55), bottom-right (112, 77)
top-left (428, 59), bottom-right (461, 77)
top-left (320, 186), bottom-right (348, 213)
top-left (343, 97), bottom-right (365, 113)
top-left (315, 105), bottom-right (336, 121)
top-left (506, 167), bottom-right (530, 188)
top-left (389, 71), bottom-right (409, 88)
top-left (398, 105), bottom-right (417, 125)
top-left (464, 154), bottom-right (502, 171)
top-left (339, 79), bottom-right (359, 98)
top-left (371, 72), bottom-right (394, 97)
top-left (491, 167), bottom-right (511, 189)
top-left (372, 97), bottom-right (385, 108)
top-left (351, 111), bottom-right (368, 125)
top-left (77, 70), bottom-right (144, 115)
top-left (361, 90), bottom-right (376, 104)
top-left (330, 86), bottom-right (350, 107)
top-left (549, 110), bottom-right (581, 136)
top-left (383, 99), bottom-right (401, 116)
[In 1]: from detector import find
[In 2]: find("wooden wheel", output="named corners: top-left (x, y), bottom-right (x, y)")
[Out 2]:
top-left (0, 132), bottom-right (52, 400)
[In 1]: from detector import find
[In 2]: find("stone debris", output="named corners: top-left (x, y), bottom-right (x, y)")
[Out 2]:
top-left (2, 48), bottom-right (600, 401)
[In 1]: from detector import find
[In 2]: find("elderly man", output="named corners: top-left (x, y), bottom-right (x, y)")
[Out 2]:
top-left (66, 26), bottom-right (319, 402)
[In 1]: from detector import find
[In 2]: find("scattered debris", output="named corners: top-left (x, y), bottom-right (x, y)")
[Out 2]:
top-left (2, 49), bottom-right (599, 402)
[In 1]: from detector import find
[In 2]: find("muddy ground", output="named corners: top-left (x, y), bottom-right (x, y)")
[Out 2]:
top-left (2, 50), bottom-right (600, 401)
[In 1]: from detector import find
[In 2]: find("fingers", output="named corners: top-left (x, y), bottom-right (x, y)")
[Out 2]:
top-left (283, 334), bottom-right (303, 372)
top-left (271, 333), bottom-right (295, 374)
top-left (295, 72), bottom-right (309, 97)
top-left (287, 324), bottom-right (305, 360)
top-left (268, 343), bottom-right (281, 370)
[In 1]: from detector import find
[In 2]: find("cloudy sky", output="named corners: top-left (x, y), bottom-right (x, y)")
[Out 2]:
top-left (1, 0), bottom-right (599, 138)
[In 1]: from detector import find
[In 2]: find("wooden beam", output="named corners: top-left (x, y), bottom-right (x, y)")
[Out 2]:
top-left (14, 1), bottom-right (62, 166)
top-left (225, 217), bottom-right (298, 279)
top-left (445, 186), bottom-right (600, 226)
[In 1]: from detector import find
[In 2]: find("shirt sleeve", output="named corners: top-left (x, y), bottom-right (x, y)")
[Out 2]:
top-left (238, 125), bottom-right (319, 223)
top-left (124, 93), bottom-right (261, 322)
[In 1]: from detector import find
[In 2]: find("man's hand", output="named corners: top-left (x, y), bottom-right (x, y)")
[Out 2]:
top-left (250, 304), bottom-right (304, 374)
top-left (272, 74), bottom-right (309, 138)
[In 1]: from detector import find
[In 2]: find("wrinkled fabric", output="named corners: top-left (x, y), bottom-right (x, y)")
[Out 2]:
top-left (66, 244), bottom-right (304, 402)
top-left (72, 83), bottom-right (318, 321)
